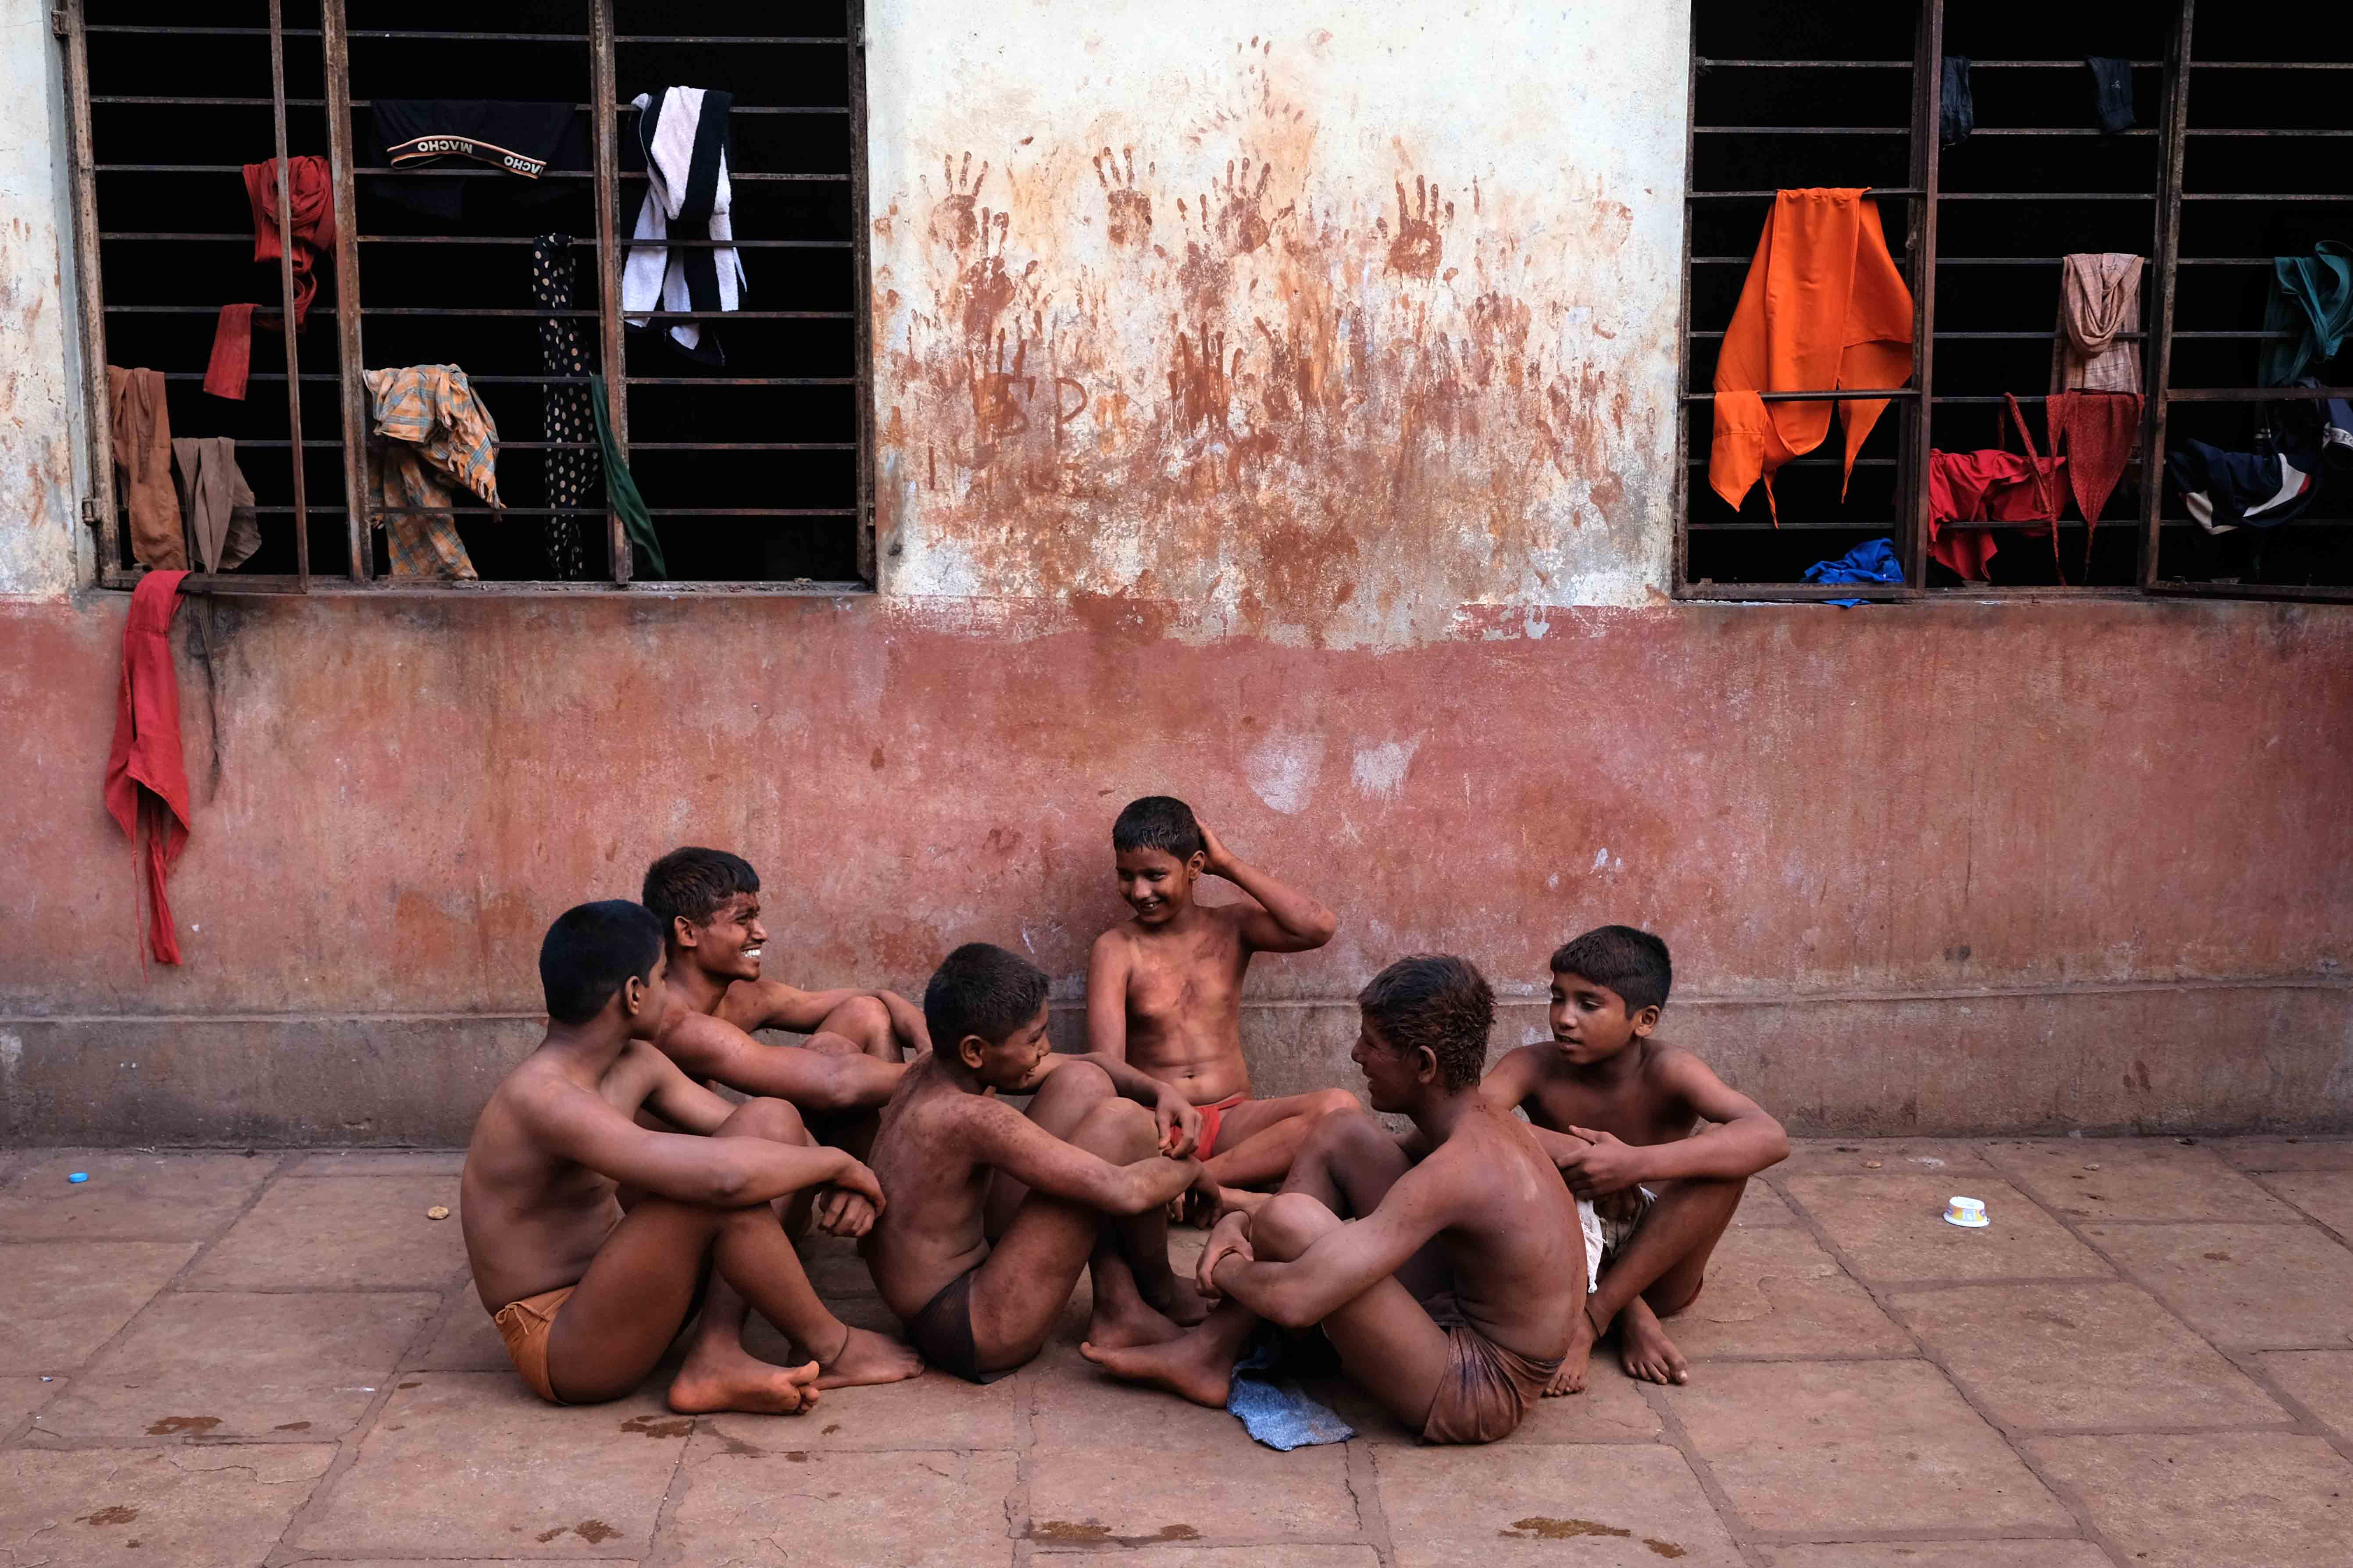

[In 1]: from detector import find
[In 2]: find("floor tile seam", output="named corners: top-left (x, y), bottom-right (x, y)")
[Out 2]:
top-left (393, 1283), bottom-right (480, 1375)
top-left (1007, 1344), bottom-right (1041, 1568)
top-left (1344, 1438), bottom-right (1398, 1568)
top-left (1986, 1155), bottom-right (2335, 1432)
top-left (0, 1370), bottom-right (71, 1448)
top-left (1760, 1172), bottom-right (2136, 1568)
top-left (21, 1153), bottom-right (297, 1403)
top-left (631, 1412), bottom-right (706, 1568)
top-left (2241, 1170), bottom-right (2353, 1249)
top-left (1741, 1525), bottom-right (2096, 1546)
top-left (1839, 1271), bottom-right (2123, 1290)
top-left (262, 1321), bottom-right (468, 1564)
top-left (1627, 1378), bottom-right (1772, 1568)
top-left (2219, 1350), bottom-right (2353, 1468)
top-left (1679, 1350), bottom-right (1926, 1364)
top-left (170, 1281), bottom-right (472, 1295)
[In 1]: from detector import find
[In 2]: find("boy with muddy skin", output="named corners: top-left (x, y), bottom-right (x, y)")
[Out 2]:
top-left (458, 900), bottom-right (922, 1414)
top-left (861, 942), bottom-right (1212, 1383)
top-left (1085, 954), bottom-right (1585, 1445)
top-left (642, 846), bottom-right (920, 1132)
top-left (1479, 924), bottom-right (1789, 1392)
top-left (1086, 796), bottom-right (1357, 1221)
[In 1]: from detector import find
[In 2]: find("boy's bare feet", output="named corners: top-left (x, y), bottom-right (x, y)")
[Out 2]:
top-left (1617, 1296), bottom-right (1689, 1385)
top-left (1085, 1270), bottom-right (1187, 1351)
top-left (1546, 1302), bottom-right (1600, 1396)
top-left (1217, 1185), bottom-right (1275, 1219)
top-left (668, 1338), bottom-right (824, 1415)
top-left (804, 1324), bottom-right (925, 1388)
top-left (1140, 1271), bottom-right (1216, 1327)
top-left (1081, 1332), bottom-right (1234, 1408)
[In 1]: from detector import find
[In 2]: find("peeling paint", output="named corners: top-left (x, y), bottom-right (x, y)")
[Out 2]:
top-left (868, 1), bottom-right (1685, 639)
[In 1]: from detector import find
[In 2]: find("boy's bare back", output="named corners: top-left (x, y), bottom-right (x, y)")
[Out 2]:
top-left (461, 1041), bottom-right (677, 1311)
top-left (1403, 1106), bottom-right (1585, 1360)
top-left (859, 1059), bottom-right (1023, 1317)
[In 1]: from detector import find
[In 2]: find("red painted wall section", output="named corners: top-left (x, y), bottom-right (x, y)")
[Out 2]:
top-left (3, 593), bottom-right (2349, 1139)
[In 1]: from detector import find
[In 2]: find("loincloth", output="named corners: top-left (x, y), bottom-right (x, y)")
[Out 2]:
top-left (490, 1285), bottom-right (575, 1404)
top-left (1193, 1091), bottom-right (1250, 1161)
top-left (1417, 1293), bottom-right (1560, 1445)
top-left (904, 1269), bottom-right (1016, 1385)
top-left (1578, 1185), bottom-right (1657, 1291)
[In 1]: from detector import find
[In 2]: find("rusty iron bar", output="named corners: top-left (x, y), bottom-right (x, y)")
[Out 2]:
top-left (266, 0), bottom-right (310, 591)
top-left (2164, 385), bottom-right (2353, 401)
top-left (2142, 0), bottom-right (2194, 590)
top-left (590, 0), bottom-right (630, 583)
top-left (1681, 389), bottom-right (1921, 403)
top-left (848, 0), bottom-right (876, 582)
top-left (321, 0), bottom-right (368, 580)
top-left (1671, 0), bottom-right (1696, 595)
top-left (1904, 0), bottom-right (1944, 590)
top-left (59, 0), bottom-right (120, 580)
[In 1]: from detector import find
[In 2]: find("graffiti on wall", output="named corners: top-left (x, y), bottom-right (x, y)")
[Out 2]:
top-left (871, 37), bottom-right (1674, 640)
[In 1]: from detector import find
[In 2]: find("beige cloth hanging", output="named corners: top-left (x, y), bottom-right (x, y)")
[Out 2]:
top-left (171, 438), bottom-right (261, 574)
top-left (2051, 253), bottom-right (2144, 393)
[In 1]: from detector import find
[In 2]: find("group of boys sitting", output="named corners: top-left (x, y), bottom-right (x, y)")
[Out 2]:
top-left (460, 797), bottom-right (1789, 1445)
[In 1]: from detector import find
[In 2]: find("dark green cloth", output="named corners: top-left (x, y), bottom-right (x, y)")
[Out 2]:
top-left (2261, 242), bottom-right (2353, 388)
top-left (589, 374), bottom-right (665, 578)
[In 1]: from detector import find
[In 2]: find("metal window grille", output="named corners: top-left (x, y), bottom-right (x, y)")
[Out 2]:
top-left (1677, 0), bottom-right (2353, 602)
top-left (60, 0), bottom-right (874, 595)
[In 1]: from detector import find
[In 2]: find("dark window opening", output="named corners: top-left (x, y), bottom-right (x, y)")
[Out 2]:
top-left (67, 0), bottom-right (871, 592)
top-left (1679, 1), bottom-right (2353, 602)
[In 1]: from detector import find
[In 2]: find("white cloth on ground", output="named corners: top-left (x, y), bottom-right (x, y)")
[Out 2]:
top-left (1577, 1185), bottom-right (1657, 1293)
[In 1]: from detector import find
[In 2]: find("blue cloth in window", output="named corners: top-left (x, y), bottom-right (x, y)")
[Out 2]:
top-left (1803, 537), bottom-right (1904, 605)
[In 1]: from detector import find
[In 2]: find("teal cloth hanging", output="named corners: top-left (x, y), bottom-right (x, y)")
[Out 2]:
top-left (2260, 242), bottom-right (2353, 388)
top-left (588, 374), bottom-right (665, 578)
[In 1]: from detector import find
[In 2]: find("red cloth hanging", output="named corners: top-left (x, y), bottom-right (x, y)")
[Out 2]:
top-left (103, 570), bottom-right (193, 965)
top-left (205, 157), bottom-right (338, 400)
top-left (2046, 389), bottom-right (2142, 572)
top-left (1928, 394), bottom-right (2067, 583)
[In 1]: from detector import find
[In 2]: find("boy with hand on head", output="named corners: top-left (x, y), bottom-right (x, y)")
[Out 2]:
top-left (642, 847), bottom-right (918, 1129)
top-left (1479, 924), bottom-right (1788, 1393)
top-left (1086, 955), bottom-right (1585, 1446)
top-left (1089, 796), bottom-right (1356, 1221)
top-left (862, 942), bottom-right (1211, 1384)
top-left (459, 900), bottom-right (922, 1415)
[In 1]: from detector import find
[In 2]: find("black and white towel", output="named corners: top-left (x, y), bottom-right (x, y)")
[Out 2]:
top-left (622, 86), bottom-right (745, 363)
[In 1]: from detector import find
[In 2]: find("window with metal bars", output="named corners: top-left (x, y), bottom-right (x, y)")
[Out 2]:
top-left (1678, 0), bottom-right (2353, 603)
top-left (62, 0), bottom-right (872, 595)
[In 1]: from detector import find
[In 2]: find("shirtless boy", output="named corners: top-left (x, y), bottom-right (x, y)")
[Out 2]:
top-left (646, 846), bottom-right (929, 1064)
top-left (1478, 925), bottom-right (1788, 1393)
top-left (643, 847), bottom-right (916, 1131)
top-left (862, 942), bottom-right (1210, 1383)
top-left (1086, 954), bottom-right (1583, 1445)
top-left (1088, 796), bottom-right (1355, 1218)
top-left (460, 900), bottom-right (921, 1413)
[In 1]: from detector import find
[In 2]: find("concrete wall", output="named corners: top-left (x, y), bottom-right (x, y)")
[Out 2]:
top-left (2, 2), bottom-right (2350, 1144)
top-left (0, 0), bottom-right (90, 600)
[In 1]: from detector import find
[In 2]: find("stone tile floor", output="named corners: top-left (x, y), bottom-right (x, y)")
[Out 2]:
top-left (0, 1136), bottom-right (2348, 1567)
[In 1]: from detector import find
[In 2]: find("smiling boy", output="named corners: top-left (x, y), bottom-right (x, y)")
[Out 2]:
top-left (1478, 925), bottom-right (1788, 1392)
top-left (1085, 955), bottom-right (1583, 1445)
top-left (862, 942), bottom-right (1208, 1383)
top-left (642, 848), bottom-right (918, 1129)
top-left (1087, 797), bottom-right (1356, 1219)
top-left (646, 846), bottom-right (928, 1063)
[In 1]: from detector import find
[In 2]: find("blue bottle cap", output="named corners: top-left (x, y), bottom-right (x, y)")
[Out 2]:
top-left (68, 1172), bottom-right (89, 1183)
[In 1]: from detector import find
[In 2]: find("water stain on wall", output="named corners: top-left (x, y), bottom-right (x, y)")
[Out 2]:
top-left (873, 37), bottom-right (1666, 642)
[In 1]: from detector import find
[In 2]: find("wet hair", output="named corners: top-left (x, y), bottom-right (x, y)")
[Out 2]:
top-left (1112, 795), bottom-right (1204, 862)
top-left (540, 900), bottom-right (665, 1026)
top-left (1549, 925), bottom-right (1673, 1014)
top-left (641, 846), bottom-right (760, 938)
top-left (924, 942), bottom-right (1051, 1050)
top-left (1357, 954), bottom-right (1495, 1090)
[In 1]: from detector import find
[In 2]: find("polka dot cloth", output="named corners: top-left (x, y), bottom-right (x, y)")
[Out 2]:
top-left (532, 234), bottom-right (600, 580)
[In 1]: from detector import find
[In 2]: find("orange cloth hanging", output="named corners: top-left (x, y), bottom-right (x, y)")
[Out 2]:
top-left (1709, 188), bottom-right (1916, 521)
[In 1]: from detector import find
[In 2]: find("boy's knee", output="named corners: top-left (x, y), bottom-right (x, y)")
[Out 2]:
top-left (721, 1096), bottom-right (807, 1144)
top-left (1035, 1058), bottom-right (1116, 1111)
top-left (1301, 1104), bottom-right (1384, 1160)
top-left (1249, 1191), bottom-right (1340, 1261)
top-left (825, 993), bottom-right (891, 1043)
top-left (1072, 1094), bottom-right (1158, 1159)
top-left (1307, 1087), bottom-right (1364, 1120)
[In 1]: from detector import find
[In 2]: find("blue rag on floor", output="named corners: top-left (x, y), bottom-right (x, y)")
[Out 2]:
top-left (1227, 1329), bottom-right (1355, 1450)
top-left (1803, 537), bottom-right (1903, 605)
